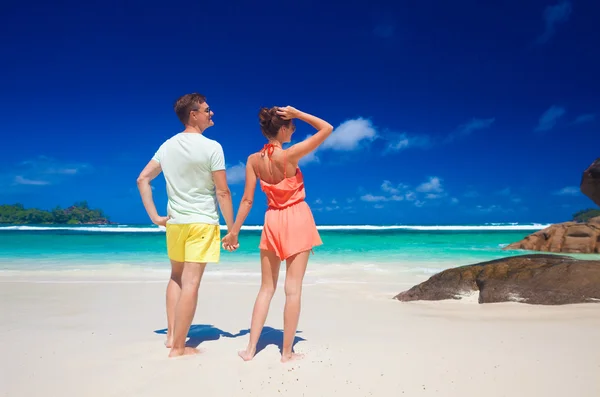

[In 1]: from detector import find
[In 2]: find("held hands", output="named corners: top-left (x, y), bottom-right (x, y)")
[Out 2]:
top-left (222, 232), bottom-right (240, 252)
top-left (276, 106), bottom-right (300, 120)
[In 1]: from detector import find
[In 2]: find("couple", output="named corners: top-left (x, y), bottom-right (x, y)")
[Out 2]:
top-left (136, 93), bottom-right (333, 361)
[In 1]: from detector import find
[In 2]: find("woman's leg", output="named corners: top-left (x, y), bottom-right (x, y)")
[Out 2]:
top-left (281, 250), bottom-right (310, 362)
top-left (238, 249), bottom-right (281, 361)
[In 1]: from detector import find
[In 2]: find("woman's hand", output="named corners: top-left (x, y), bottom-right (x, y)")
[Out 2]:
top-left (276, 106), bottom-right (300, 120)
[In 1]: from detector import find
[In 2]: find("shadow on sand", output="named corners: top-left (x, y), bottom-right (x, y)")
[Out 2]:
top-left (154, 324), bottom-right (306, 356)
top-left (253, 326), bottom-right (306, 356)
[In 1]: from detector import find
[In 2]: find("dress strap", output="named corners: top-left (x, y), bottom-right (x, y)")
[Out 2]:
top-left (253, 154), bottom-right (260, 179)
top-left (260, 143), bottom-right (287, 179)
top-left (260, 143), bottom-right (276, 160)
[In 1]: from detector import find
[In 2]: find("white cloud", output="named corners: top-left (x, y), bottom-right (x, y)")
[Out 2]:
top-left (445, 118), bottom-right (495, 142)
top-left (14, 176), bottom-right (50, 186)
top-left (554, 186), bottom-right (580, 196)
top-left (321, 118), bottom-right (377, 151)
top-left (381, 180), bottom-right (399, 194)
top-left (381, 180), bottom-right (409, 195)
top-left (416, 176), bottom-right (444, 193)
top-left (312, 198), bottom-right (342, 212)
top-left (476, 205), bottom-right (501, 213)
top-left (535, 0), bottom-right (572, 44)
top-left (298, 149), bottom-right (320, 165)
top-left (535, 105), bottom-right (566, 132)
top-left (226, 162), bottom-right (246, 184)
top-left (1, 156), bottom-right (90, 189)
top-left (19, 156), bottom-right (90, 176)
top-left (297, 114), bottom-right (496, 166)
top-left (474, 204), bottom-right (516, 214)
top-left (296, 118), bottom-right (376, 165)
top-left (387, 135), bottom-right (409, 151)
top-left (384, 133), bottom-right (431, 153)
top-left (360, 194), bottom-right (388, 202)
top-left (573, 114), bottom-right (596, 124)
top-left (360, 176), bottom-right (449, 207)
top-left (385, 117), bottom-right (494, 152)
top-left (362, 181), bottom-right (410, 203)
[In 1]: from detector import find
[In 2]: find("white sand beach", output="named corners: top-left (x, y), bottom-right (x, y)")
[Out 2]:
top-left (1, 269), bottom-right (599, 397)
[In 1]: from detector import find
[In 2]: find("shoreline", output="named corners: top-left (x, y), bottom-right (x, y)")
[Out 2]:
top-left (0, 223), bottom-right (554, 231)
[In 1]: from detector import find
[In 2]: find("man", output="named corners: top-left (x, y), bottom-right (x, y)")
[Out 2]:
top-left (137, 93), bottom-right (235, 358)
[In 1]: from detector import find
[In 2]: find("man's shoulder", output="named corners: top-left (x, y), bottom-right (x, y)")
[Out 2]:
top-left (158, 133), bottom-right (181, 147)
top-left (195, 134), bottom-right (223, 152)
top-left (200, 134), bottom-right (222, 146)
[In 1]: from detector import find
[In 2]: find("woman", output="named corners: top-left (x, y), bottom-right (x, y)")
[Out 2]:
top-left (222, 105), bottom-right (333, 363)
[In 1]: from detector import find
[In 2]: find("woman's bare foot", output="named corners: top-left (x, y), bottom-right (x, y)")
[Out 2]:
top-left (168, 347), bottom-right (200, 358)
top-left (238, 347), bottom-right (256, 362)
top-left (165, 337), bottom-right (173, 349)
top-left (281, 352), bottom-right (304, 363)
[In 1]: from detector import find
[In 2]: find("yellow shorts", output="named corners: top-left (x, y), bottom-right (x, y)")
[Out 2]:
top-left (165, 223), bottom-right (221, 263)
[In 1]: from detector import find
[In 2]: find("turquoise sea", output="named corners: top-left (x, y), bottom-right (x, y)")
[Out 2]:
top-left (4, 223), bottom-right (598, 281)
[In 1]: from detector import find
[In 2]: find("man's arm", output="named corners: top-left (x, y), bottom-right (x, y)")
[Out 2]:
top-left (210, 142), bottom-right (234, 231)
top-left (229, 155), bottom-right (257, 238)
top-left (137, 159), bottom-right (168, 226)
top-left (212, 170), bottom-right (234, 231)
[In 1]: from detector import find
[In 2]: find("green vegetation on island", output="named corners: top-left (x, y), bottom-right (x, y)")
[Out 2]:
top-left (0, 202), bottom-right (111, 225)
top-left (572, 208), bottom-right (600, 223)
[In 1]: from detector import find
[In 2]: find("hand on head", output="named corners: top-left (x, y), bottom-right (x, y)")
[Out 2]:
top-left (222, 233), bottom-right (240, 252)
top-left (276, 106), bottom-right (299, 120)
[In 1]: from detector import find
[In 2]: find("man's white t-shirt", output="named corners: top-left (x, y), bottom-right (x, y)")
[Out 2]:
top-left (152, 132), bottom-right (225, 225)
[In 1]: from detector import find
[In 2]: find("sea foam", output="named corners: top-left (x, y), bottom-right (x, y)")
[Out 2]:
top-left (0, 223), bottom-right (551, 233)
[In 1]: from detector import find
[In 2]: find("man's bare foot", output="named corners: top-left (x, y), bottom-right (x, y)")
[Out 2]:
top-left (238, 348), bottom-right (256, 362)
top-left (281, 352), bottom-right (304, 363)
top-left (165, 338), bottom-right (173, 348)
top-left (168, 347), bottom-right (200, 358)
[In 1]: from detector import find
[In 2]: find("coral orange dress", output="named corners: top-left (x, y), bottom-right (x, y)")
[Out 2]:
top-left (256, 144), bottom-right (322, 260)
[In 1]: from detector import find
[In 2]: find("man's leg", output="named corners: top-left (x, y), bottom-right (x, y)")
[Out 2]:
top-left (168, 261), bottom-right (206, 358)
top-left (165, 260), bottom-right (184, 348)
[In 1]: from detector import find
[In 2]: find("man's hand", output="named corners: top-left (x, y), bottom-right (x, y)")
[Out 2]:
top-left (152, 215), bottom-right (170, 227)
top-left (222, 233), bottom-right (239, 252)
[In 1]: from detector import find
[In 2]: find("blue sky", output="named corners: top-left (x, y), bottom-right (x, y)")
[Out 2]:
top-left (1, 0), bottom-right (598, 225)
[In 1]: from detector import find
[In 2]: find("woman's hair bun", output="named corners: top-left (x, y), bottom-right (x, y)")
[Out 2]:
top-left (258, 106), bottom-right (290, 139)
top-left (258, 107), bottom-right (273, 127)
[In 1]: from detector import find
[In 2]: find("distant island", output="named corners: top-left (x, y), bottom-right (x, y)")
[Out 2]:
top-left (573, 208), bottom-right (600, 223)
top-left (0, 202), bottom-right (113, 225)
